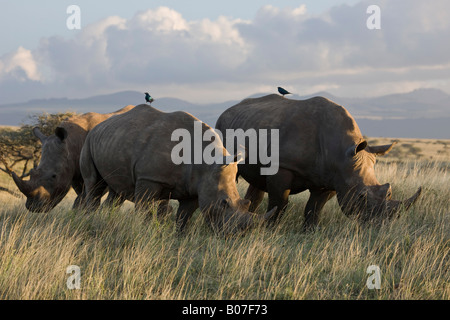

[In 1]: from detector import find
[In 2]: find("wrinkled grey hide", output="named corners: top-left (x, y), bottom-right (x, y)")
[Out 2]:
top-left (79, 105), bottom-right (276, 235)
top-left (216, 94), bottom-right (421, 230)
top-left (12, 105), bottom-right (136, 212)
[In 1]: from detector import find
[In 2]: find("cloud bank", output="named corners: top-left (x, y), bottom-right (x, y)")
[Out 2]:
top-left (0, 0), bottom-right (449, 104)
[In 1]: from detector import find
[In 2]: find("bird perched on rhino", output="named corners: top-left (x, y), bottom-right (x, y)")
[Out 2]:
top-left (145, 92), bottom-right (154, 104)
top-left (277, 87), bottom-right (292, 97)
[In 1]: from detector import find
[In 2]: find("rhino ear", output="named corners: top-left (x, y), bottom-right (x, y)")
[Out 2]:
top-left (55, 127), bottom-right (68, 142)
top-left (347, 140), bottom-right (367, 157)
top-left (368, 142), bottom-right (397, 156)
top-left (233, 150), bottom-right (246, 164)
top-left (223, 149), bottom-right (246, 165)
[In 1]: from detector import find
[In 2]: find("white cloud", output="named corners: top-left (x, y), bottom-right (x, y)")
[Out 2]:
top-left (79, 16), bottom-right (127, 44)
top-left (258, 4), bottom-right (307, 18)
top-left (0, 46), bottom-right (41, 82)
top-left (129, 7), bottom-right (189, 32)
top-left (0, 1), bottom-right (449, 104)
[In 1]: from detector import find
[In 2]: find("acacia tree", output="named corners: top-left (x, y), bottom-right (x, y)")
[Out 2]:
top-left (0, 111), bottom-right (77, 179)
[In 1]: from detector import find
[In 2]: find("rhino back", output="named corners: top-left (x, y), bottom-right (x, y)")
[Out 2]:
top-left (59, 105), bottom-right (136, 167)
top-left (86, 105), bottom-right (203, 198)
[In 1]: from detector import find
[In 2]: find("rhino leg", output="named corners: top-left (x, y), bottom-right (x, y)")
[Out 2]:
top-left (83, 179), bottom-right (107, 211)
top-left (79, 140), bottom-right (107, 210)
top-left (244, 185), bottom-right (265, 212)
top-left (176, 198), bottom-right (199, 234)
top-left (73, 194), bottom-right (83, 209)
top-left (80, 168), bottom-right (107, 211)
top-left (266, 168), bottom-right (294, 224)
top-left (303, 189), bottom-right (336, 231)
top-left (72, 178), bottom-right (83, 195)
top-left (156, 200), bottom-right (174, 219)
top-left (134, 182), bottom-right (174, 219)
top-left (134, 179), bottom-right (164, 217)
top-left (71, 178), bottom-right (85, 209)
top-left (101, 189), bottom-right (125, 209)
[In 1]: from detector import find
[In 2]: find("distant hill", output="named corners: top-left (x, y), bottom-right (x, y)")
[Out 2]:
top-left (0, 89), bottom-right (449, 139)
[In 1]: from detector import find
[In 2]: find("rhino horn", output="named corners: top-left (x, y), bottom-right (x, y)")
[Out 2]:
top-left (33, 127), bottom-right (47, 143)
top-left (12, 171), bottom-right (32, 196)
top-left (402, 187), bottom-right (422, 210)
top-left (388, 187), bottom-right (422, 214)
top-left (368, 142), bottom-right (397, 156)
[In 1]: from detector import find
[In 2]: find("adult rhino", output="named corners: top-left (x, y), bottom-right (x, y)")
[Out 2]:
top-left (79, 104), bottom-right (276, 235)
top-left (12, 105), bottom-right (135, 212)
top-left (215, 94), bottom-right (422, 230)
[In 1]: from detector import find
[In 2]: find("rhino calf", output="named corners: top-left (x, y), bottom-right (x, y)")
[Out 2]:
top-left (12, 105), bottom-right (136, 212)
top-left (79, 105), bottom-right (275, 235)
top-left (216, 94), bottom-right (422, 229)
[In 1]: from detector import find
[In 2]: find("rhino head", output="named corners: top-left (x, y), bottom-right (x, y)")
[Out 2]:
top-left (335, 140), bottom-right (422, 222)
top-left (12, 127), bottom-right (74, 212)
top-left (199, 155), bottom-right (277, 235)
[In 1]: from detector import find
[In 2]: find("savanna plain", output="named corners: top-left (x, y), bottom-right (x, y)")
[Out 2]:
top-left (0, 136), bottom-right (448, 299)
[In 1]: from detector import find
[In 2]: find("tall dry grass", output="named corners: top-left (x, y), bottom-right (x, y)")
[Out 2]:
top-left (0, 160), bottom-right (448, 299)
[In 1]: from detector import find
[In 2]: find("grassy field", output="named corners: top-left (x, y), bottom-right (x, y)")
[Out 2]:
top-left (366, 137), bottom-right (450, 162)
top-left (0, 138), bottom-right (448, 299)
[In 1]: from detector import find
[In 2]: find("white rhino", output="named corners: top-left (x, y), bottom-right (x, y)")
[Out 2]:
top-left (79, 105), bottom-right (276, 234)
top-left (216, 94), bottom-right (422, 229)
top-left (12, 105), bottom-right (135, 212)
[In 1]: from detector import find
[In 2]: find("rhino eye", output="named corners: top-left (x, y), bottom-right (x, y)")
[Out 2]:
top-left (221, 198), bottom-right (230, 208)
top-left (51, 174), bottom-right (57, 179)
top-left (358, 193), bottom-right (367, 202)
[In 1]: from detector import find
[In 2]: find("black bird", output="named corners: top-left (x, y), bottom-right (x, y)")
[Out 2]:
top-left (277, 87), bottom-right (291, 97)
top-left (145, 92), bottom-right (154, 104)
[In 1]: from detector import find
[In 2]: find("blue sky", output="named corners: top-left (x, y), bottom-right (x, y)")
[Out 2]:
top-left (0, 0), bottom-right (449, 104)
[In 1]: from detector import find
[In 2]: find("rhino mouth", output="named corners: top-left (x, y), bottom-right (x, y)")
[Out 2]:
top-left (25, 192), bottom-right (66, 212)
top-left (27, 191), bottom-right (69, 212)
top-left (25, 198), bottom-right (55, 213)
top-left (205, 201), bottom-right (277, 236)
top-left (338, 187), bottom-right (422, 222)
top-left (12, 171), bottom-right (69, 212)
